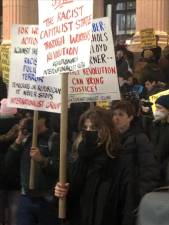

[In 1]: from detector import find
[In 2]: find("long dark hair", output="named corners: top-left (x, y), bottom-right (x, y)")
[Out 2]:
top-left (73, 107), bottom-right (120, 158)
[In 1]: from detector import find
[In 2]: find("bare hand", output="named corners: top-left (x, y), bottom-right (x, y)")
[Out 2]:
top-left (30, 147), bottom-right (44, 162)
top-left (15, 131), bottom-right (26, 144)
top-left (54, 182), bottom-right (69, 198)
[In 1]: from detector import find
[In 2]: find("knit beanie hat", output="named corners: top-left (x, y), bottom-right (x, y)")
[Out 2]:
top-left (155, 95), bottom-right (169, 110)
top-left (0, 98), bottom-right (17, 116)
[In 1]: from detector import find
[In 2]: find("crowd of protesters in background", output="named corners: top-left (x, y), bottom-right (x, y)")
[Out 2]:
top-left (0, 37), bottom-right (169, 225)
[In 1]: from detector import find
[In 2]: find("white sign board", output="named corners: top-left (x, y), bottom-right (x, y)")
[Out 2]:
top-left (68, 17), bottom-right (121, 103)
top-left (8, 25), bottom-right (61, 113)
top-left (36, 0), bottom-right (93, 77)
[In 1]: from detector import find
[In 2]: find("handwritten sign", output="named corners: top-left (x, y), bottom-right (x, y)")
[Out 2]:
top-left (36, 0), bottom-right (93, 77)
top-left (140, 28), bottom-right (156, 49)
top-left (8, 25), bottom-right (61, 113)
top-left (149, 89), bottom-right (169, 112)
top-left (68, 17), bottom-right (121, 103)
top-left (0, 45), bottom-right (10, 84)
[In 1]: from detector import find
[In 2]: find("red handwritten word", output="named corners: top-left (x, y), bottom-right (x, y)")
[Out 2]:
top-left (57, 6), bottom-right (84, 22)
top-left (75, 15), bottom-right (92, 30)
top-left (82, 67), bottom-right (117, 75)
top-left (47, 46), bottom-right (78, 62)
top-left (52, 0), bottom-right (73, 9)
top-left (40, 22), bottom-right (73, 39)
top-left (44, 36), bottom-right (65, 50)
top-left (72, 77), bottom-right (104, 85)
top-left (18, 27), bottom-right (29, 35)
top-left (32, 27), bottom-right (38, 35)
top-left (43, 17), bottom-right (54, 27)
top-left (45, 101), bottom-right (61, 110)
top-left (21, 37), bottom-right (38, 45)
top-left (70, 30), bottom-right (91, 44)
top-left (11, 98), bottom-right (44, 108)
top-left (70, 85), bottom-right (97, 93)
top-left (86, 77), bottom-right (104, 85)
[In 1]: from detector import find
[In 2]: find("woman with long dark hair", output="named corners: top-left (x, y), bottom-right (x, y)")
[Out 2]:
top-left (55, 107), bottom-right (132, 225)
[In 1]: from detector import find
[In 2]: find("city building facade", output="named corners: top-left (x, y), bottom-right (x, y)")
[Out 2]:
top-left (131, 0), bottom-right (169, 51)
top-left (0, 0), bottom-right (169, 48)
top-left (105, 0), bottom-right (136, 41)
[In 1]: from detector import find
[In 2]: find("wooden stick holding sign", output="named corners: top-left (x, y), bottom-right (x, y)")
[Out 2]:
top-left (29, 110), bottom-right (38, 190)
top-left (59, 73), bottom-right (68, 218)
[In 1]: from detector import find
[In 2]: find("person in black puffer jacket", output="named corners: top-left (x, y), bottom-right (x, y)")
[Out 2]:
top-left (111, 100), bottom-right (160, 225)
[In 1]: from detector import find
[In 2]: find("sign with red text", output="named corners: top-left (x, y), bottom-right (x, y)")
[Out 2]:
top-left (36, 0), bottom-right (93, 77)
top-left (8, 25), bottom-right (61, 113)
top-left (68, 17), bottom-right (120, 103)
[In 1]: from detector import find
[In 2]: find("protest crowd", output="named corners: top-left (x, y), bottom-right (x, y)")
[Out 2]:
top-left (0, 35), bottom-right (169, 225)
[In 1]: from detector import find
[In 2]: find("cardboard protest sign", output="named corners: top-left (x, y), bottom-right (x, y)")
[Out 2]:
top-left (0, 45), bottom-right (10, 84)
top-left (36, 0), bottom-right (93, 77)
top-left (68, 17), bottom-right (121, 103)
top-left (8, 25), bottom-right (61, 113)
top-left (140, 28), bottom-right (156, 49)
top-left (149, 89), bottom-right (169, 112)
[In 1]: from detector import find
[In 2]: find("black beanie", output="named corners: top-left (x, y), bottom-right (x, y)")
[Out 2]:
top-left (155, 95), bottom-right (169, 109)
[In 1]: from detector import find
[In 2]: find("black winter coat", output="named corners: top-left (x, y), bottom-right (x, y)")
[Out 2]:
top-left (68, 141), bottom-right (132, 225)
top-left (0, 116), bottom-right (20, 190)
top-left (150, 121), bottom-right (169, 185)
top-left (119, 126), bottom-right (160, 222)
top-left (0, 78), bottom-right (7, 101)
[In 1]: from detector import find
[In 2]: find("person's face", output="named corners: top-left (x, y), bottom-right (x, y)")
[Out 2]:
top-left (118, 77), bottom-right (125, 87)
top-left (127, 77), bottom-right (133, 86)
top-left (37, 118), bottom-right (46, 133)
top-left (145, 81), bottom-right (155, 91)
top-left (19, 118), bottom-right (27, 130)
top-left (119, 40), bottom-right (125, 45)
top-left (112, 109), bottom-right (133, 132)
top-left (25, 112), bottom-right (32, 119)
top-left (19, 118), bottom-right (31, 135)
top-left (83, 118), bottom-right (96, 131)
top-left (156, 104), bottom-right (169, 116)
top-left (116, 50), bottom-right (123, 60)
top-left (154, 104), bottom-right (169, 121)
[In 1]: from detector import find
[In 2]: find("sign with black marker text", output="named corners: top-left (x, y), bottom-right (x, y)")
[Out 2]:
top-left (8, 25), bottom-right (61, 113)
